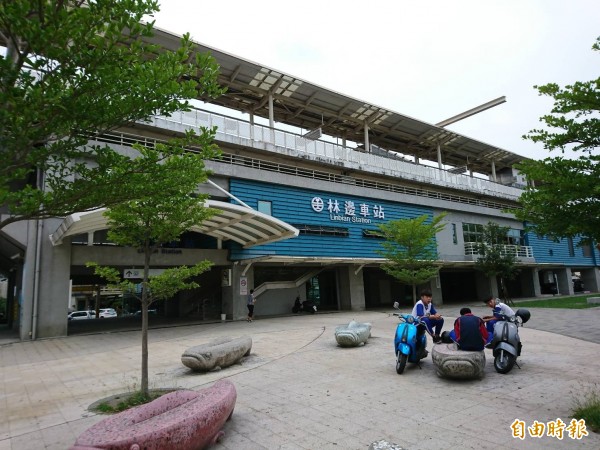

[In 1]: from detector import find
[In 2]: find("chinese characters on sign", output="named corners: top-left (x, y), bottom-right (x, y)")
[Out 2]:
top-left (311, 196), bottom-right (385, 224)
top-left (511, 418), bottom-right (589, 440)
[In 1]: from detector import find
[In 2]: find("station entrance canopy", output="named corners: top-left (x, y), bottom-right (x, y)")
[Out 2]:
top-left (49, 200), bottom-right (299, 248)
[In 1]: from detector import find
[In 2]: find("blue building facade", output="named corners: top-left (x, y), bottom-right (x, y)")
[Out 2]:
top-left (228, 179), bottom-right (434, 260)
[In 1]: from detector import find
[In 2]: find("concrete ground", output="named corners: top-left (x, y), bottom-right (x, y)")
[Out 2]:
top-left (1, 304), bottom-right (600, 450)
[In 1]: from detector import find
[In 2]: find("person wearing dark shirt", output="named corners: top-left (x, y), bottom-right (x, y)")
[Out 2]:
top-left (448, 307), bottom-right (489, 351)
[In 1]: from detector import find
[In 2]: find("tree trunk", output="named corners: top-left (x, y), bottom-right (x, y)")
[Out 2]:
top-left (412, 284), bottom-right (417, 304)
top-left (140, 243), bottom-right (152, 396)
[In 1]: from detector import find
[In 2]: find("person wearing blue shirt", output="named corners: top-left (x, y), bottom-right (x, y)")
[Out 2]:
top-left (411, 289), bottom-right (444, 343)
top-left (447, 307), bottom-right (489, 351)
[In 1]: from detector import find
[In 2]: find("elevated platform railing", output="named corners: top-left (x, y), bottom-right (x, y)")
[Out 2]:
top-left (149, 108), bottom-right (523, 201)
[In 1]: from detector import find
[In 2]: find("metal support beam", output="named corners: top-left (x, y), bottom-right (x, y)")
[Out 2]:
top-left (354, 264), bottom-right (365, 275)
top-left (435, 96), bottom-right (506, 128)
top-left (242, 262), bottom-right (253, 277)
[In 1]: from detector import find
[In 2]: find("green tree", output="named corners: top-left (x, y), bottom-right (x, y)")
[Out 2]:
top-left (88, 134), bottom-right (217, 396)
top-left (473, 222), bottom-right (519, 305)
top-left (515, 37), bottom-right (600, 244)
top-left (377, 213), bottom-right (446, 304)
top-left (0, 1), bottom-right (223, 231)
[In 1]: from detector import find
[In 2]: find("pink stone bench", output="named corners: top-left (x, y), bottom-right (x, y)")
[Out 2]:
top-left (70, 379), bottom-right (236, 450)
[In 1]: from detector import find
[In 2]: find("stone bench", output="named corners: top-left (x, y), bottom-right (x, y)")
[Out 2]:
top-left (70, 379), bottom-right (236, 450)
top-left (335, 321), bottom-right (372, 347)
top-left (182, 336), bottom-right (252, 372)
top-left (432, 343), bottom-right (486, 380)
top-left (587, 297), bottom-right (600, 305)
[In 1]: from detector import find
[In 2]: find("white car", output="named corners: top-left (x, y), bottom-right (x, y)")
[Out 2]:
top-left (68, 311), bottom-right (96, 320)
top-left (98, 308), bottom-right (117, 318)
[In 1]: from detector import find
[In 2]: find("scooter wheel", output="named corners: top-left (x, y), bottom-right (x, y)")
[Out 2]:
top-left (396, 353), bottom-right (408, 374)
top-left (494, 350), bottom-right (516, 374)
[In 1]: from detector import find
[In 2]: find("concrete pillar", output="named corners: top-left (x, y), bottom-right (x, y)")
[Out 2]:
top-left (555, 268), bottom-right (573, 296)
top-left (36, 219), bottom-right (72, 338)
top-left (20, 220), bottom-right (36, 340)
top-left (584, 267), bottom-right (600, 293)
top-left (489, 275), bottom-right (500, 298)
top-left (338, 266), bottom-right (365, 311)
top-left (430, 275), bottom-right (443, 305)
top-left (21, 218), bottom-right (72, 339)
top-left (531, 268), bottom-right (542, 297)
top-left (474, 271), bottom-right (492, 300)
top-left (223, 263), bottom-right (254, 321)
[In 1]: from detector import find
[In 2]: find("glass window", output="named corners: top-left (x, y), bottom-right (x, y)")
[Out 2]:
top-left (292, 224), bottom-right (349, 237)
top-left (506, 229), bottom-right (524, 246)
top-left (257, 200), bottom-right (272, 215)
top-left (451, 223), bottom-right (457, 244)
top-left (567, 237), bottom-right (575, 257)
top-left (462, 223), bottom-right (484, 243)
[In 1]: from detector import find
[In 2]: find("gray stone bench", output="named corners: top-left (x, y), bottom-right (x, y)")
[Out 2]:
top-left (182, 336), bottom-right (252, 372)
top-left (335, 321), bottom-right (372, 347)
top-left (432, 343), bottom-right (486, 380)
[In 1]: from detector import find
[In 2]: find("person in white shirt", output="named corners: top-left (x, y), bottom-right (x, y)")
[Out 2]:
top-left (411, 289), bottom-right (444, 343)
top-left (482, 296), bottom-right (515, 334)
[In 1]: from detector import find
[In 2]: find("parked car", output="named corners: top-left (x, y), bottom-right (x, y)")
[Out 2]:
top-left (68, 311), bottom-right (96, 320)
top-left (98, 308), bottom-right (117, 318)
top-left (134, 309), bottom-right (158, 316)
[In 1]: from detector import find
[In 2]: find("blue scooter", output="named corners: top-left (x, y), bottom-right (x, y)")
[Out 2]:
top-left (392, 302), bottom-right (429, 374)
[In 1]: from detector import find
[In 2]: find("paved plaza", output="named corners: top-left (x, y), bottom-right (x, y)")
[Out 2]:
top-left (1, 304), bottom-right (600, 449)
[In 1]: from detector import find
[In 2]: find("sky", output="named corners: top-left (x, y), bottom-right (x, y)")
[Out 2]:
top-left (153, 0), bottom-right (599, 161)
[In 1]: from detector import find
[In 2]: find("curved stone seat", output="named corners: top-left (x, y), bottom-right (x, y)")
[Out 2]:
top-left (432, 343), bottom-right (486, 380)
top-left (182, 336), bottom-right (252, 372)
top-left (70, 379), bottom-right (236, 450)
top-left (335, 321), bottom-right (372, 347)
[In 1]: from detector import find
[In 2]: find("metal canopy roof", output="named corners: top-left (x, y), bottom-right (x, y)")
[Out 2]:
top-left (151, 27), bottom-right (527, 176)
top-left (49, 200), bottom-right (299, 249)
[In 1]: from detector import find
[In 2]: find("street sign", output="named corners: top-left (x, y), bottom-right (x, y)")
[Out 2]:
top-left (240, 277), bottom-right (248, 296)
top-left (123, 268), bottom-right (165, 279)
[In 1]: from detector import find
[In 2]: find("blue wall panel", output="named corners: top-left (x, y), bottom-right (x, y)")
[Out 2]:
top-left (228, 179), bottom-right (434, 260)
top-left (526, 232), bottom-right (599, 266)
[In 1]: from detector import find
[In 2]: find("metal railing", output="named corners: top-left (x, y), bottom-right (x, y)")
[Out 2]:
top-left (148, 109), bottom-right (523, 201)
top-left (90, 130), bottom-right (519, 212)
top-left (464, 242), bottom-right (534, 258)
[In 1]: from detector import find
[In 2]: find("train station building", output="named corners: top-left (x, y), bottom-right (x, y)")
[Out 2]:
top-left (1, 27), bottom-right (599, 340)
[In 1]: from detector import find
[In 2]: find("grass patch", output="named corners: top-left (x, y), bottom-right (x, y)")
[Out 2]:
top-left (91, 389), bottom-right (176, 414)
top-left (572, 386), bottom-right (600, 433)
top-left (515, 295), bottom-right (599, 309)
